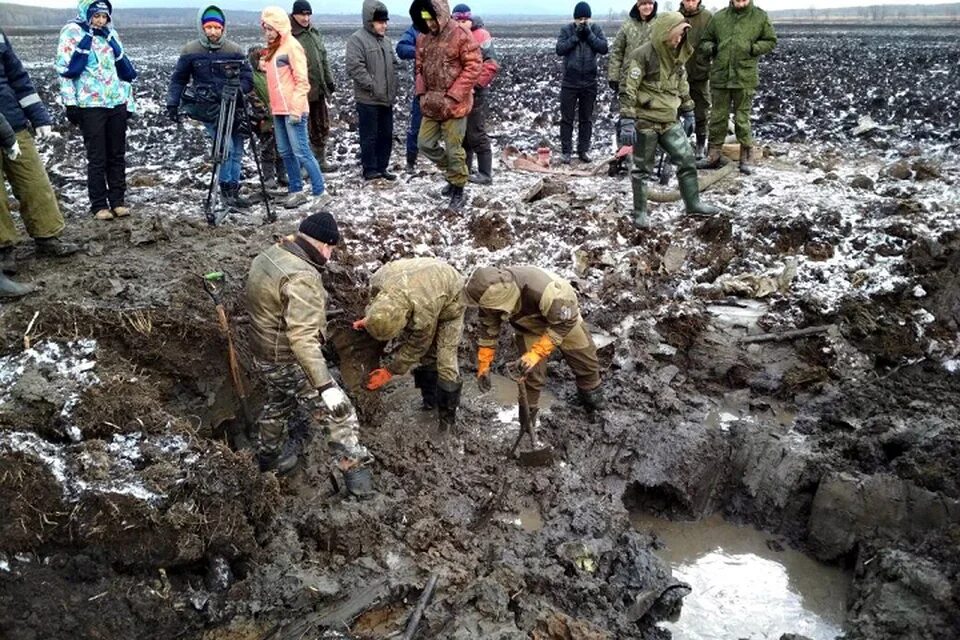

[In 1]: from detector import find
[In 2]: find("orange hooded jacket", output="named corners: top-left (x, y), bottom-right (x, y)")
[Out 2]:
top-left (259, 6), bottom-right (310, 116)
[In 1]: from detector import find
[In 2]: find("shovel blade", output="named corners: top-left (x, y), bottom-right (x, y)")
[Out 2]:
top-left (517, 445), bottom-right (554, 467)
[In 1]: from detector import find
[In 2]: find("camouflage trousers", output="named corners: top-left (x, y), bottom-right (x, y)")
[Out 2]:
top-left (254, 359), bottom-right (368, 461)
top-left (515, 321), bottom-right (601, 409)
top-left (0, 130), bottom-right (65, 247)
top-left (418, 116), bottom-right (468, 187)
top-left (688, 79), bottom-right (711, 138)
top-left (709, 87), bottom-right (756, 147)
top-left (415, 314), bottom-right (464, 384)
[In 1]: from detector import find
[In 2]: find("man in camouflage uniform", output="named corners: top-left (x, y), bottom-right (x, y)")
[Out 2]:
top-left (697, 0), bottom-right (776, 174)
top-left (355, 257), bottom-right (465, 431)
top-left (246, 212), bottom-right (373, 496)
top-left (679, 0), bottom-right (713, 159)
top-left (290, 0), bottom-right (339, 172)
top-left (465, 265), bottom-right (604, 422)
top-left (620, 12), bottom-right (719, 228)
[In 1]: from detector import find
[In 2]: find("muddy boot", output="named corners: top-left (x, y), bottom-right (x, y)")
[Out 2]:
top-left (468, 149), bottom-right (493, 185)
top-left (229, 183), bottom-right (252, 209)
top-left (440, 181), bottom-right (453, 198)
top-left (577, 386), bottom-right (605, 412)
top-left (447, 185), bottom-right (467, 213)
top-left (1, 246), bottom-right (16, 274)
top-left (739, 145), bottom-right (754, 175)
top-left (465, 148), bottom-right (475, 176)
top-left (318, 142), bottom-right (339, 173)
top-left (34, 236), bottom-right (79, 258)
top-left (413, 366), bottom-right (439, 410)
top-left (696, 145), bottom-right (723, 170)
top-left (259, 441), bottom-right (299, 475)
top-left (0, 272), bottom-right (35, 299)
top-left (436, 379), bottom-right (463, 433)
top-left (631, 180), bottom-right (649, 229)
top-left (342, 464), bottom-right (375, 498)
top-left (679, 172), bottom-right (720, 217)
top-left (405, 151), bottom-right (418, 173)
top-left (630, 128), bottom-right (657, 229)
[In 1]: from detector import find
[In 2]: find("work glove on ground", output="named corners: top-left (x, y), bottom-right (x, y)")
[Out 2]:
top-left (618, 118), bottom-right (636, 147)
top-left (320, 383), bottom-right (352, 420)
top-left (65, 106), bottom-right (82, 127)
top-left (608, 80), bottom-right (619, 93)
top-left (366, 368), bottom-right (392, 390)
top-left (3, 141), bottom-right (20, 161)
top-left (166, 105), bottom-right (180, 123)
top-left (517, 335), bottom-right (556, 375)
top-left (477, 346), bottom-right (495, 393)
top-left (34, 125), bottom-right (53, 140)
top-left (681, 111), bottom-right (695, 136)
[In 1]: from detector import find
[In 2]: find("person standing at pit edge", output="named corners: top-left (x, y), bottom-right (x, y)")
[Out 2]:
top-left (1, 30), bottom-right (78, 299)
top-left (452, 4), bottom-right (500, 186)
top-left (245, 211), bottom-right (375, 496)
top-left (166, 5), bottom-right (253, 211)
top-left (619, 12), bottom-right (719, 228)
top-left (409, 0), bottom-right (481, 213)
top-left (697, 0), bottom-right (776, 175)
top-left (395, 23), bottom-right (422, 172)
top-left (555, 2), bottom-right (608, 165)
top-left (346, 0), bottom-right (399, 182)
top-left (679, 0), bottom-right (713, 160)
top-left (290, 0), bottom-right (339, 174)
top-left (260, 6), bottom-right (332, 209)
top-left (56, 0), bottom-right (137, 221)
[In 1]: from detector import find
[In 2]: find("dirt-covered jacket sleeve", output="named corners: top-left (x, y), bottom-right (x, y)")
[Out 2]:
top-left (476, 308), bottom-right (504, 348)
top-left (607, 25), bottom-right (627, 82)
top-left (3, 31), bottom-right (51, 126)
top-left (345, 33), bottom-right (376, 96)
top-left (447, 32), bottom-right (481, 103)
top-left (588, 23), bottom-right (608, 54)
top-left (0, 112), bottom-right (16, 150)
top-left (619, 48), bottom-right (647, 119)
top-left (750, 13), bottom-right (777, 57)
top-left (386, 303), bottom-right (435, 376)
top-left (281, 273), bottom-right (333, 388)
top-left (556, 23), bottom-right (578, 56)
top-left (539, 282), bottom-right (581, 346)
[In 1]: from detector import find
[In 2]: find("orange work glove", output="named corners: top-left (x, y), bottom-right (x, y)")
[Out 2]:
top-left (366, 367), bottom-right (393, 390)
top-left (477, 346), bottom-right (496, 376)
top-left (519, 335), bottom-right (556, 374)
top-left (352, 318), bottom-right (367, 331)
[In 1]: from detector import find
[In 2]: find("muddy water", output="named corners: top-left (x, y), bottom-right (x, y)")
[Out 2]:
top-left (632, 513), bottom-right (850, 640)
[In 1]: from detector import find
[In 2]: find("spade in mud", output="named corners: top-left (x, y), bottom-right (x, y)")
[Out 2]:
top-left (507, 367), bottom-right (554, 467)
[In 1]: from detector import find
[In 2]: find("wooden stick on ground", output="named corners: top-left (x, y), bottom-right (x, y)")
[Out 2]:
top-left (740, 324), bottom-right (833, 344)
top-left (402, 573), bottom-right (439, 640)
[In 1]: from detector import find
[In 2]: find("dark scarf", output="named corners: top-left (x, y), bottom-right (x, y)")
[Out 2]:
top-left (282, 236), bottom-right (328, 272)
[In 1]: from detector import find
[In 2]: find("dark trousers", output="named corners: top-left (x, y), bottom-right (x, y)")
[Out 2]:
top-left (78, 104), bottom-right (128, 212)
top-left (356, 102), bottom-right (393, 177)
top-left (307, 98), bottom-right (331, 157)
top-left (559, 86), bottom-right (597, 155)
top-left (406, 95), bottom-right (422, 159)
top-left (464, 90), bottom-right (491, 157)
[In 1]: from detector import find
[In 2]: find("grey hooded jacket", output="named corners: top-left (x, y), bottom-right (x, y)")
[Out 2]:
top-left (345, 0), bottom-right (399, 106)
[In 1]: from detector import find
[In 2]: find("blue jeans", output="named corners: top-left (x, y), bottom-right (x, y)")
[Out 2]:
top-left (203, 123), bottom-right (243, 184)
top-left (356, 103), bottom-right (394, 177)
top-left (273, 114), bottom-right (325, 195)
top-left (406, 95), bottom-right (421, 158)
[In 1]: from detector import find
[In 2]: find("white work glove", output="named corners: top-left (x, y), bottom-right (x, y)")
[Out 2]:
top-left (4, 141), bottom-right (20, 161)
top-left (34, 125), bottom-right (53, 140)
top-left (321, 385), bottom-right (352, 419)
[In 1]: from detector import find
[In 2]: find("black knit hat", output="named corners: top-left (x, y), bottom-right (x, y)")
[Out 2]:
top-left (299, 212), bottom-right (340, 245)
top-left (574, 2), bottom-right (591, 18)
top-left (292, 0), bottom-right (312, 15)
top-left (372, 6), bottom-right (389, 21)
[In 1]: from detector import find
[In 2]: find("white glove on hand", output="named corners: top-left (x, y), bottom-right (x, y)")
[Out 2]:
top-left (321, 385), bottom-right (351, 419)
top-left (34, 126), bottom-right (53, 140)
top-left (4, 141), bottom-right (21, 161)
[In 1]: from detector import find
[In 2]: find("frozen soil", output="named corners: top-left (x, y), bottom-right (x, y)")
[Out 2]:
top-left (1, 22), bottom-right (959, 640)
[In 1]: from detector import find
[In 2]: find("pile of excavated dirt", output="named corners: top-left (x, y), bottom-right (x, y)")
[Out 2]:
top-left (2, 21), bottom-right (959, 640)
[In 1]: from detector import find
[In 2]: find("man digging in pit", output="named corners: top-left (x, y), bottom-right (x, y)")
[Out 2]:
top-left (245, 212), bottom-right (374, 497)
top-left (465, 265), bottom-right (605, 422)
top-left (353, 257), bottom-right (466, 433)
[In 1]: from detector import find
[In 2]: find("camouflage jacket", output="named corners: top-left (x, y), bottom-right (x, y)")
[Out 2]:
top-left (607, 1), bottom-right (658, 83)
top-left (364, 258), bottom-right (465, 375)
top-left (680, 2), bottom-right (713, 82)
top-left (245, 240), bottom-right (333, 388)
top-left (465, 266), bottom-right (583, 348)
top-left (620, 12), bottom-right (694, 123)
top-left (699, 0), bottom-right (777, 90)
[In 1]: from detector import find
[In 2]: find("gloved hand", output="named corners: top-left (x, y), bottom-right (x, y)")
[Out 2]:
top-left (289, 114), bottom-right (302, 125)
top-left (4, 141), bottom-right (21, 161)
top-left (577, 24), bottom-right (589, 39)
top-left (608, 80), bottom-right (619, 93)
top-left (352, 317), bottom-right (367, 331)
top-left (320, 384), bottom-right (352, 419)
top-left (681, 111), bottom-right (695, 136)
top-left (34, 125), bottom-right (53, 140)
top-left (65, 106), bottom-right (82, 127)
top-left (517, 335), bottom-right (556, 375)
top-left (365, 368), bottom-right (392, 390)
top-left (166, 105), bottom-right (180, 123)
top-left (477, 346), bottom-right (495, 393)
top-left (92, 26), bottom-right (110, 38)
top-left (618, 118), bottom-right (636, 147)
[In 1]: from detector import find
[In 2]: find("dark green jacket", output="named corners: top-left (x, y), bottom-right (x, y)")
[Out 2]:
top-left (699, 0), bottom-right (776, 90)
top-left (607, 1), bottom-right (658, 83)
top-left (620, 12), bottom-right (693, 124)
top-left (680, 1), bottom-right (712, 82)
top-left (290, 16), bottom-right (335, 101)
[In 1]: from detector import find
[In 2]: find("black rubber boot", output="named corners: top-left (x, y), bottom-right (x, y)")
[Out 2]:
top-left (0, 272), bottom-right (35, 299)
top-left (577, 386), bottom-right (605, 412)
top-left (465, 148), bottom-right (474, 175)
top-left (342, 465), bottom-right (375, 499)
top-left (413, 366), bottom-right (439, 410)
top-left (317, 142), bottom-right (339, 173)
top-left (406, 151), bottom-right (418, 172)
top-left (436, 379), bottom-right (463, 433)
top-left (739, 145), bottom-right (754, 175)
top-left (1, 246), bottom-right (17, 274)
top-left (447, 185), bottom-right (467, 213)
top-left (440, 182), bottom-right (453, 198)
top-left (34, 236), bottom-right (79, 258)
top-left (469, 149), bottom-right (493, 185)
top-left (259, 440), bottom-right (299, 475)
top-left (694, 132), bottom-right (707, 160)
top-left (229, 183), bottom-right (252, 209)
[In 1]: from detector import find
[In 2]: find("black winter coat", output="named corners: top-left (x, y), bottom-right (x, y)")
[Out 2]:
top-left (0, 31), bottom-right (52, 132)
top-left (556, 22), bottom-right (609, 89)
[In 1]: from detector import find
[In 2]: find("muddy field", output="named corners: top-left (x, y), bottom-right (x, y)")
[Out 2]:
top-left (1, 20), bottom-right (959, 640)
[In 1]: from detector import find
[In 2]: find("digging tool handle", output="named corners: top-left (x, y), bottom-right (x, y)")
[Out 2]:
top-left (402, 573), bottom-right (439, 640)
top-left (509, 377), bottom-right (531, 456)
top-left (216, 304), bottom-right (254, 426)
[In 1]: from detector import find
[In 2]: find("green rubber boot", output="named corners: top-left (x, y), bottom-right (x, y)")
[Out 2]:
top-left (630, 128), bottom-right (659, 229)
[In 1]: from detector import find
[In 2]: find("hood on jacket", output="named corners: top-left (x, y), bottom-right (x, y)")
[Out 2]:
top-left (261, 6), bottom-right (292, 37)
top-left (289, 12), bottom-right (309, 37)
top-left (410, 0), bottom-right (451, 35)
top-left (464, 267), bottom-right (521, 314)
top-left (197, 5), bottom-right (227, 49)
top-left (652, 11), bottom-right (692, 66)
top-left (364, 292), bottom-right (411, 342)
top-left (629, 0), bottom-right (658, 22)
top-left (76, 0), bottom-right (112, 26)
top-left (470, 15), bottom-right (484, 30)
top-left (363, 0), bottom-right (391, 35)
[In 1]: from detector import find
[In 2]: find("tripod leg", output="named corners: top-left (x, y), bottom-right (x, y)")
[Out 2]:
top-left (237, 92), bottom-right (275, 223)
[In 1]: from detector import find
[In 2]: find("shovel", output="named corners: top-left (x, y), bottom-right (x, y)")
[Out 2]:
top-left (507, 363), bottom-right (554, 467)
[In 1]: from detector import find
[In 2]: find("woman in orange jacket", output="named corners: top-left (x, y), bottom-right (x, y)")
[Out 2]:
top-left (259, 6), bottom-right (329, 209)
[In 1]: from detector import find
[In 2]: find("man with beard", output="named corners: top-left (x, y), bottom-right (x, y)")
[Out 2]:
top-left (290, 1), bottom-right (339, 173)
top-left (619, 12), bottom-right (719, 228)
top-left (409, 0), bottom-right (481, 212)
top-left (697, 0), bottom-right (776, 174)
top-left (679, 0), bottom-right (713, 159)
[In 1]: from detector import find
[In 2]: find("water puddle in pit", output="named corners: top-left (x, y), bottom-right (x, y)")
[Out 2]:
top-left (632, 513), bottom-right (849, 640)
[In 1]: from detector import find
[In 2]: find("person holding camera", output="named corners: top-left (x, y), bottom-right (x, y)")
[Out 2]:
top-left (555, 2), bottom-right (607, 164)
top-left (56, 0), bottom-right (137, 221)
top-left (166, 5), bottom-right (253, 210)
top-left (260, 6), bottom-right (331, 209)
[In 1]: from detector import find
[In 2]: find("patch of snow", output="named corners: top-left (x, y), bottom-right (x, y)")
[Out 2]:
top-left (944, 359), bottom-right (960, 374)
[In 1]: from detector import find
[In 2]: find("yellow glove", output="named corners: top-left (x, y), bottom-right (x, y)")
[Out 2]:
top-left (519, 335), bottom-right (556, 373)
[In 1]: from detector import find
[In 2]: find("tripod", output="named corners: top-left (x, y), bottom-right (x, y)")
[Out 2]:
top-left (205, 76), bottom-right (275, 226)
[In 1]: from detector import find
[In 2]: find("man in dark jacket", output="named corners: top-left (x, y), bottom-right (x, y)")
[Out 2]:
top-left (346, 0), bottom-right (399, 181)
top-left (409, 0), bottom-right (481, 212)
top-left (0, 30), bottom-right (77, 299)
top-left (290, 0), bottom-right (338, 173)
top-left (396, 25), bottom-right (421, 172)
top-left (697, 0), bottom-right (776, 174)
top-left (166, 5), bottom-right (254, 208)
top-left (680, 0), bottom-right (713, 159)
top-left (556, 2), bottom-right (608, 164)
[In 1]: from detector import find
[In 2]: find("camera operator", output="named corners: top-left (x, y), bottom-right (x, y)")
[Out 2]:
top-left (166, 5), bottom-right (254, 209)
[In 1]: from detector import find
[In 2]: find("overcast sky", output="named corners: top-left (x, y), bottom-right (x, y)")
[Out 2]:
top-left (19, 0), bottom-right (960, 14)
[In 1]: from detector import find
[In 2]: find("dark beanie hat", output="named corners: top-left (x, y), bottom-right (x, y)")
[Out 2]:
top-left (574, 2), bottom-right (591, 18)
top-left (299, 211), bottom-right (340, 245)
top-left (452, 3), bottom-right (471, 13)
top-left (292, 0), bottom-right (312, 14)
top-left (87, 0), bottom-right (112, 22)
top-left (372, 6), bottom-right (389, 21)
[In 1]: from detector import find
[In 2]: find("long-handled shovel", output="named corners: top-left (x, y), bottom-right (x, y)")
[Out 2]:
top-left (507, 363), bottom-right (554, 467)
